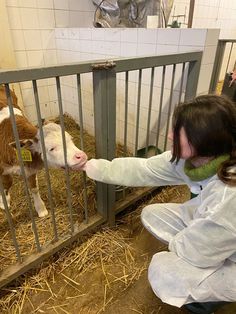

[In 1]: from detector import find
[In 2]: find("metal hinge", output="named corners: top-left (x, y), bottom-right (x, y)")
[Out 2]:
top-left (92, 60), bottom-right (116, 70)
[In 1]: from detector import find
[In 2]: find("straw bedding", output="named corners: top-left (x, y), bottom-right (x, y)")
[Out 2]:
top-left (0, 185), bottom-right (190, 313)
top-left (0, 115), bottom-right (191, 313)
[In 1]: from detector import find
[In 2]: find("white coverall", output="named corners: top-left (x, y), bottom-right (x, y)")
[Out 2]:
top-left (85, 151), bottom-right (236, 307)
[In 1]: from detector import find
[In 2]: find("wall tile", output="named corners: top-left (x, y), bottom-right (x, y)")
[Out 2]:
top-left (79, 28), bottom-right (92, 40)
top-left (6, 0), bottom-right (19, 7)
top-left (11, 30), bottom-right (25, 50)
top-left (197, 63), bottom-right (214, 94)
top-left (20, 8), bottom-right (39, 29)
top-left (55, 10), bottom-right (69, 27)
top-left (68, 28), bottom-right (80, 39)
top-left (56, 38), bottom-right (70, 50)
top-left (19, 0), bottom-right (37, 7)
top-left (156, 45), bottom-right (178, 55)
top-left (21, 88), bottom-right (34, 106)
top-left (15, 51), bottom-right (28, 67)
top-left (7, 7), bottom-right (22, 29)
top-left (36, 0), bottom-right (54, 9)
top-left (38, 9), bottom-right (55, 29)
top-left (137, 29), bottom-right (157, 44)
top-left (202, 45), bottom-right (217, 65)
top-left (137, 43), bottom-right (156, 56)
top-left (53, 0), bottom-right (69, 10)
top-left (91, 29), bottom-right (105, 41)
top-left (24, 30), bottom-right (42, 50)
top-left (41, 30), bottom-right (56, 49)
top-left (179, 29), bottom-right (207, 46)
top-left (27, 50), bottom-right (44, 66)
top-left (157, 29), bottom-right (180, 45)
top-left (24, 105), bottom-right (37, 122)
top-left (55, 28), bottom-right (68, 39)
top-left (120, 42), bottom-right (137, 57)
top-left (120, 29), bottom-right (138, 43)
top-left (79, 40), bottom-right (92, 53)
top-left (104, 29), bottom-right (121, 42)
top-left (43, 50), bottom-right (58, 65)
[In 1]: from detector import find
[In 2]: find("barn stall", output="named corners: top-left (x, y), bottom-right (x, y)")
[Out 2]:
top-left (0, 51), bottom-right (201, 297)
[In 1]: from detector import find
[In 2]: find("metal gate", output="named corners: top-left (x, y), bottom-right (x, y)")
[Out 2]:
top-left (209, 39), bottom-right (236, 94)
top-left (0, 51), bottom-right (202, 288)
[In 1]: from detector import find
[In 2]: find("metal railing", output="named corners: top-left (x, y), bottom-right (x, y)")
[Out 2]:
top-left (209, 39), bottom-right (236, 93)
top-left (0, 50), bottom-right (202, 288)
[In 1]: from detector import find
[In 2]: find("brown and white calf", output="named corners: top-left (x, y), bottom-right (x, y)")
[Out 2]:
top-left (0, 86), bottom-right (87, 217)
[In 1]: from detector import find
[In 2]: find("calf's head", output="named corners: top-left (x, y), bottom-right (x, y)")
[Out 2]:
top-left (18, 122), bottom-right (87, 170)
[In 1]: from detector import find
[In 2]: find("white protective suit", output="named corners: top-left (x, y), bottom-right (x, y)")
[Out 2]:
top-left (85, 151), bottom-right (236, 307)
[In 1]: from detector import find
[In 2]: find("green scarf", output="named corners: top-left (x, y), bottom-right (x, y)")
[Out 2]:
top-left (184, 154), bottom-right (229, 181)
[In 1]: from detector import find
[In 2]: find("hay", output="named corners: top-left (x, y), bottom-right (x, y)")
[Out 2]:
top-left (0, 184), bottom-right (190, 313)
top-left (0, 114), bottom-right (130, 272)
top-left (0, 115), bottom-right (99, 271)
top-left (0, 113), bottom-right (191, 313)
top-left (0, 226), bottom-right (146, 313)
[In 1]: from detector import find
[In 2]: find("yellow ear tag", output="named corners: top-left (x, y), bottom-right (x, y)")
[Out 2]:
top-left (16, 148), bottom-right (32, 162)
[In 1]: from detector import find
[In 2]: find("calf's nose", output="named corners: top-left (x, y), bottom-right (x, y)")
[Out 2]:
top-left (75, 151), bottom-right (87, 160)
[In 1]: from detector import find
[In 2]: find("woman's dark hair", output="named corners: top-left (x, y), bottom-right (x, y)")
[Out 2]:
top-left (171, 94), bottom-right (236, 186)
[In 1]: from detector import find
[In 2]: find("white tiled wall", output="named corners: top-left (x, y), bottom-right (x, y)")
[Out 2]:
top-left (54, 28), bottom-right (219, 151)
top-left (169, 0), bottom-right (236, 38)
top-left (5, 0), bottom-right (232, 151)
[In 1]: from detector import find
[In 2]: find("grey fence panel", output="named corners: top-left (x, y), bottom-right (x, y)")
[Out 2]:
top-left (56, 76), bottom-right (74, 234)
top-left (5, 84), bottom-right (41, 253)
top-left (156, 65), bottom-right (166, 150)
top-left (32, 79), bottom-right (58, 241)
top-left (145, 67), bottom-right (155, 156)
top-left (209, 39), bottom-right (236, 93)
top-left (92, 67), bottom-right (116, 226)
top-left (135, 69), bottom-right (143, 156)
top-left (0, 178), bottom-right (21, 261)
top-left (76, 74), bottom-right (89, 224)
top-left (0, 51), bottom-right (202, 287)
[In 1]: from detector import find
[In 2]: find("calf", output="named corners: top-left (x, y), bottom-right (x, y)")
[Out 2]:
top-left (0, 85), bottom-right (87, 217)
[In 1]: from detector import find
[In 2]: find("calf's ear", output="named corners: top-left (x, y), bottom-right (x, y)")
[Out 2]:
top-left (9, 139), bottom-right (34, 149)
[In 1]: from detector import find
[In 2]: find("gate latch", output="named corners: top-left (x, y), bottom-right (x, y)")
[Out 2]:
top-left (92, 61), bottom-right (116, 70)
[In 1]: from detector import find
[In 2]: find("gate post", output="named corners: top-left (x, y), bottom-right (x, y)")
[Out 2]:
top-left (92, 63), bottom-right (116, 226)
top-left (185, 52), bottom-right (202, 101)
top-left (209, 40), bottom-right (226, 93)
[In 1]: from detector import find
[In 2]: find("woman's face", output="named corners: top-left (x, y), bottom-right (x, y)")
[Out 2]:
top-left (168, 127), bottom-right (195, 160)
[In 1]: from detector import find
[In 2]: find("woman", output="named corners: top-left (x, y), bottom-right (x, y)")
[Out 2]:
top-left (82, 94), bottom-right (236, 313)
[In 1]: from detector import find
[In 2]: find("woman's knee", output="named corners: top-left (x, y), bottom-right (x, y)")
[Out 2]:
top-left (141, 203), bottom-right (161, 225)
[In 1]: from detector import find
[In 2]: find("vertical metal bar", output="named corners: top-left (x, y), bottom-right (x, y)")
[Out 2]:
top-left (188, 0), bottom-right (195, 28)
top-left (209, 40), bottom-right (226, 93)
top-left (55, 76), bottom-right (74, 234)
top-left (134, 69), bottom-right (142, 156)
top-left (0, 177), bottom-right (21, 261)
top-left (76, 74), bottom-right (88, 224)
top-left (178, 63), bottom-right (185, 103)
top-left (226, 42), bottom-right (233, 74)
top-left (93, 68), bottom-right (116, 226)
top-left (123, 71), bottom-right (129, 156)
top-left (164, 64), bottom-right (176, 150)
top-left (185, 55), bottom-right (202, 101)
top-left (5, 84), bottom-right (41, 252)
top-left (145, 67), bottom-right (155, 156)
top-left (155, 66), bottom-right (166, 150)
top-left (32, 80), bottom-right (58, 241)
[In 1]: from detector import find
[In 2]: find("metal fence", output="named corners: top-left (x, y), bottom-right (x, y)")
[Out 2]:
top-left (209, 39), bottom-right (236, 93)
top-left (0, 50), bottom-right (202, 288)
